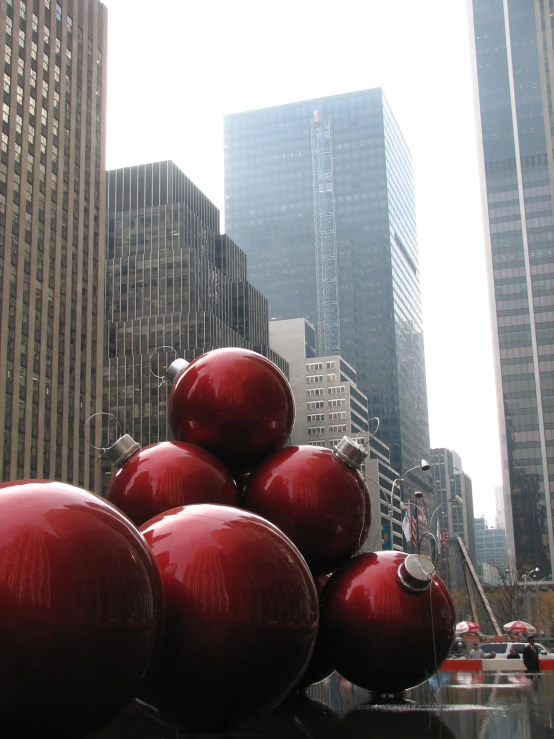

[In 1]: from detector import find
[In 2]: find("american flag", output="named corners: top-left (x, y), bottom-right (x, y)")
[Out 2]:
top-left (442, 530), bottom-right (449, 546)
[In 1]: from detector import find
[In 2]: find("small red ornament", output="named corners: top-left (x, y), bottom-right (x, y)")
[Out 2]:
top-left (243, 444), bottom-right (370, 575)
top-left (106, 439), bottom-right (238, 526)
top-left (167, 348), bottom-right (295, 474)
top-left (0, 479), bottom-right (164, 738)
top-left (320, 551), bottom-right (455, 694)
top-left (138, 504), bottom-right (319, 732)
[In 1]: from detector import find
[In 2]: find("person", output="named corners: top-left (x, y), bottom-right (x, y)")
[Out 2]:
top-left (468, 642), bottom-right (484, 659)
top-left (522, 636), bottom-right (541, 676)
top-left (507, 646), bottom-right (521, 659)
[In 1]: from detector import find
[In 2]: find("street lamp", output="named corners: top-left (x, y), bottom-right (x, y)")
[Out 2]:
top-left (523, 567), bottom-right (540, 621)
top-left (389, 460), bottom-right (431, 549)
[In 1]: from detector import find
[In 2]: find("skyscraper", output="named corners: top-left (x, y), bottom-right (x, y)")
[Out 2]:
top-left (469, 0), bottom-right (554, 573)
top-left (0, 0), bottom-right (107, 491)
top-left (104, 161), bottom-right (286, 452)
top-left (431, 448), bottom-right (477, 591)
top-left (224, 89), bottom-right (431, 491)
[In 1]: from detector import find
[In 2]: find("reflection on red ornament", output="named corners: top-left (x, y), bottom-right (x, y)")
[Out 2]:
top-left (244, 445), bottom-right (370, 575)
top-left (106, 440), bottom-right (238, 526)
top-left (138, 504), bottom-right (318, 732)
top-left (0, 480), bottom-right (164, 738)
top-left (300, 574), bottom-right (335, 687)
top-left (168, 348), bottom-right (295, 474)
top-left (320, 551), bottom-right (455, 694)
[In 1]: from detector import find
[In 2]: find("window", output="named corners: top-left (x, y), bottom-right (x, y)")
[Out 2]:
top-left (307, 388), bottom-right (324, 397)
top-left (19, 30), bottom-right (25, 47)
top-left (15, 114), bottom-right (22, 134)
top-left (329, 425), bottom-right (347, 434)
top-left (328, 386), bottom-right (345, 395)
top-left (307, 427), bottom-right (325, 436)
top-left (42, 80), bottom-right (48, 98)
top-left (40, 135), bottom-right (46, 154)
top-left (30, 69), bottom-right (36, 88)
top-left (44, 26), bottom-right (50, 44)
top-left (2, 104), bottom-right (9, 124)
top-left (29, 96), bottom-right (36, 116)
top-left (43, 53), bottom-right (49, 73)
top-left (307, 401), bottom-right (324, 410)
top-left (56, 3), bottom-right (62, 21)
top-left (32, 13), bottom-right (38, 32)
top-left (307, 375), bottom-right (323, 384)
top-left (327, 373), bottom-right (336, 382)
top-left (6, 17), bottom-right (12, 36)
top-left (53, 91), bottom-right (59, 108)
top-left (3, 74), bottom-right (10, 95)
top-left (28, 124), bottom-right (34, 146)
top-left (66, 15), bottom-right (72, 31)
top-left (18, 57), bottom-right (25, 76)
top-left (1, 133), bottom-right (7, 153)
top-left (306, 362), bottom-right (323, 371)
top-left (54, 64), bottom-right (60, 83)
top-left (31, 41), bottom-right (37, 60)
top-left (329, 411), bottom-right (346, 421)
top-left (4, 45), bottom-right (11, 66)
top-left (55, 38), bottom-right (61, 54)
top-left (20, 1), bottom-right (26, 21)
top-left (41, 107), bottom-right (47, 127)
top-left (307, 414), bottom-right (325, 423)
top-left (326, 361), bottom-right (336, 370)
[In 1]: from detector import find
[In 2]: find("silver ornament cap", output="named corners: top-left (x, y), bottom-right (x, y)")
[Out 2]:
top-left (166, 358), bottom-right (189, 387)
top-left (397, 553), bottom-right (434, 594)
top-left (105, 434), bottom-right (141, 469)
top-left (333, 436), bottom-right (368, 470)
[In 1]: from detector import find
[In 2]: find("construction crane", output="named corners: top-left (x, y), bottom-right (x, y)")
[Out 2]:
top-left (311, 109), bottom-right (340, 357)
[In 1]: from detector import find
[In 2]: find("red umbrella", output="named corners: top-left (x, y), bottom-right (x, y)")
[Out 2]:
top-left (503, 620), bottom-right (536, 636)
top-left (456, 620), bottom-right (481, 636)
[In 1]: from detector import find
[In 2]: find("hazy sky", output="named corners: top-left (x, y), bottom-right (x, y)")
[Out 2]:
top-left (103, 0), bottom-right (502, 522)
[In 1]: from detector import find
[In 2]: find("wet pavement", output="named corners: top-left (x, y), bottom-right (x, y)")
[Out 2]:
top-left (91, 671), bottom-right (554, 738)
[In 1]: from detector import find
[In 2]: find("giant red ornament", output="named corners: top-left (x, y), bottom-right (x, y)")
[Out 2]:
top-left (167, 348), bottom-right (295, 474)
top-left (0, 480), bottom-right (164, 738)
top-left (319, 551), bottom-right (455, 694)
top-left (243, 445), bottom-right (370, 575)
top-left (300, 574), bottom-right (335, 687)
top-left (106, 440), bottom-right (238, 526)
top-left (138, 504), bottom-right (319, 732)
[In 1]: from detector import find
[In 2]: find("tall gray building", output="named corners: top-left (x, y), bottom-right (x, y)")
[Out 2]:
top-left (431, 448), bottom-right (477, 592)
top-left (0, 0), bottom-right (107, 491)
top-left (474, 517), bottom-right (507, 584)
top-left (470, 0), bottom-right (554, 574)
top-left (224, 88), bottom-right (432, 494)
top-left (104, 161), bottom-right (286, 453)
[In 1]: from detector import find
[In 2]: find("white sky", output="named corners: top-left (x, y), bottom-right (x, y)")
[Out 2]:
top-left (103, 0), bottom-right (502, 523)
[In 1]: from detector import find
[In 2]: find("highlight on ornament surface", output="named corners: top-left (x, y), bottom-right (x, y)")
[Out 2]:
top-left (0, 479), bottom-right (164, 738)
top-left (166, 347), bottom-right (296, 474)
top-left (137, 503), bottom-right (319, 732)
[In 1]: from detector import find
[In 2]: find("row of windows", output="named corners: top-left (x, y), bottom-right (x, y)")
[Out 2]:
top-left (306, 398), bottom-right (347, 409)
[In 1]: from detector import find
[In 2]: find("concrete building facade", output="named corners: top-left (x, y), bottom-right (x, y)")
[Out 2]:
top-left (0, 0), bottom-right (107, 491)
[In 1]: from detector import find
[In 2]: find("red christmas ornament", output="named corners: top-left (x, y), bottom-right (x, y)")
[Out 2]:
top-left (243, 442), bottom-right (370, 575)
top-left (320, 551), bottom-right (455, 694)
top-left (167, 348), bottom-right (295, 474)
top-left (106, 439), bottom-right (238, 526)
top-left (138, 504), bottom-right (319, 732)
top-left (0, 479), bottom-right (164, 738)
top-left (300, 574), bottom-right (335, 687)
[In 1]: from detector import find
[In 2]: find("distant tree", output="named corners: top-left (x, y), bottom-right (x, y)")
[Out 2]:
top-left (535, 590), bottom-right (554, 635)
top-left (485, 558), bottom-right (524, 625)
top-left (450, 588), bottom-right (471, 622)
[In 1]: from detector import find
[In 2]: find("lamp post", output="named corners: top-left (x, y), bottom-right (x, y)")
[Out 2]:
top-left (390, 460), bottom-right (431, 551)
top-left (523, 567), bottom-right (540, 621)
top-left (416, 496), bottom-right (463, 566)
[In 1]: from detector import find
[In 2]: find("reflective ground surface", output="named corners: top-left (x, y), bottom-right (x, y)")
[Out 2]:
top-left (91, 671), bottom-right (554, 738)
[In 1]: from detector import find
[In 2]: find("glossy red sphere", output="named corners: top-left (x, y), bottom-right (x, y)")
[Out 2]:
top-left (168, 348), bottom-right (295, 474)
top-left (244, 446), bottom-right (370, 575)
top-left (300, 574), bottom-right (335, 687)
top-left (0, 480), bottom-right (164, 738)
top-left (319, 551), bottom-right (455, 694)
top-left (138, 504), bottom-right (319, 732)
top-left (106, 441), bottom-right (238, 526)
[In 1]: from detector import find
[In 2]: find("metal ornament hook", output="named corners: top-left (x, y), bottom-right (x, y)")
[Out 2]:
top-left (83, 412), bottom-right (122, 464)
top-left (150, 345), bottom-right (179, 388)
top-left (362, 416), bottom-right (380, 447)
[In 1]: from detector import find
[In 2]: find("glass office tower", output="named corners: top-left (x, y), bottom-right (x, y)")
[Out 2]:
top-left (224, 89), bottom-right (431, 490)
top-left (470, 0), bottom-right (554, 574)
